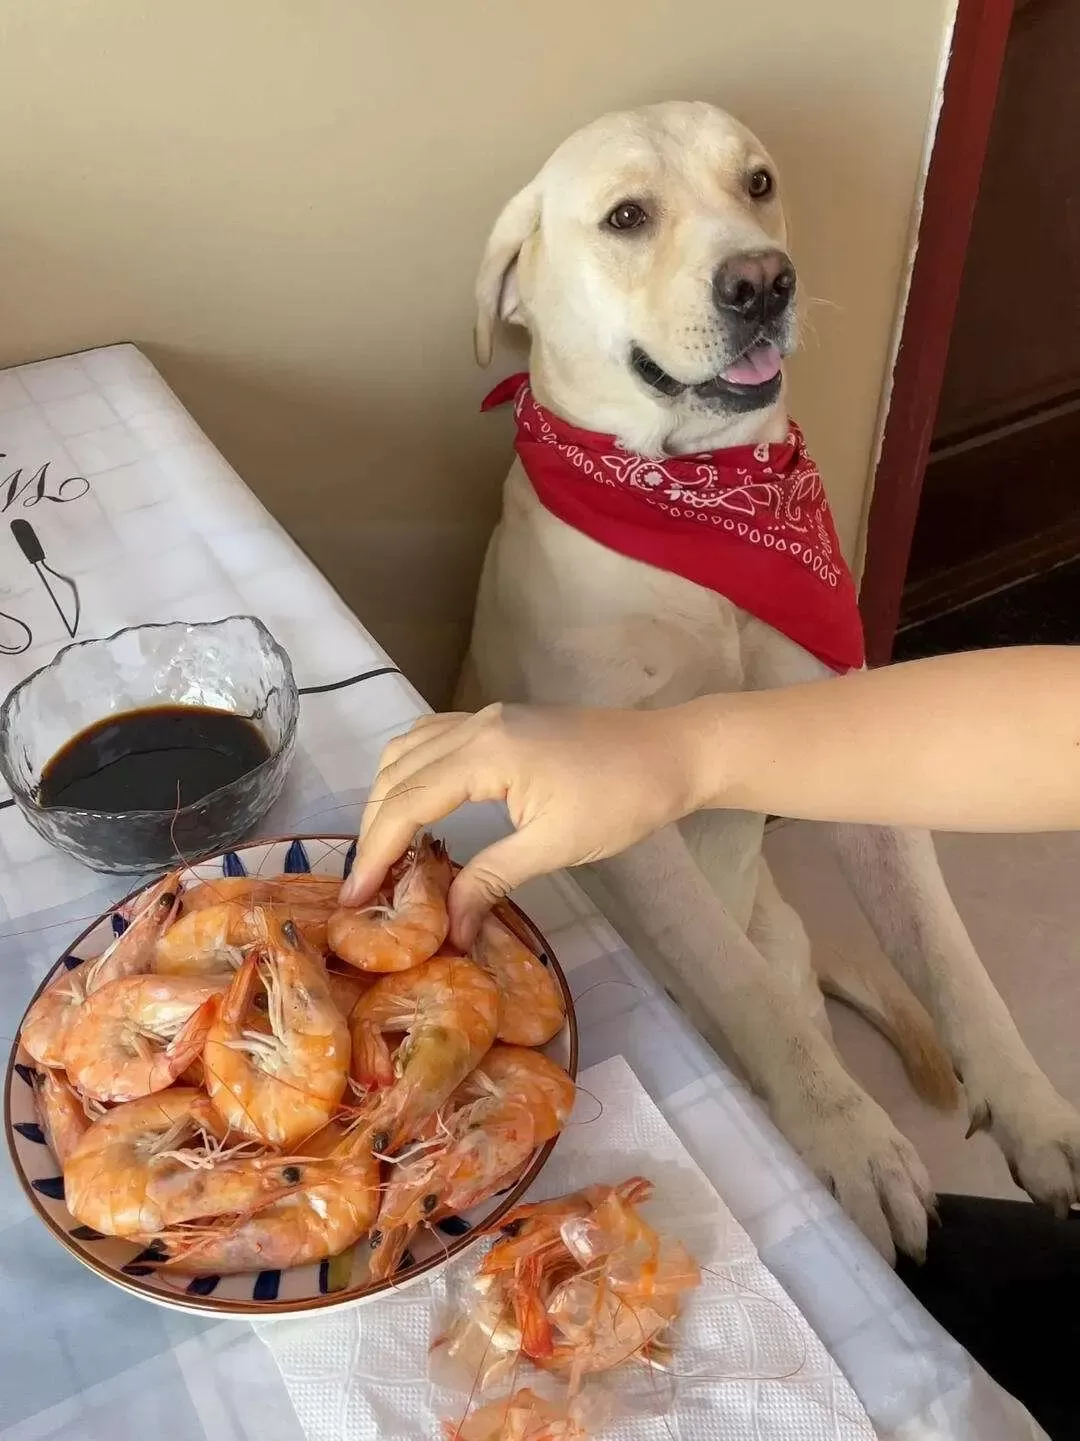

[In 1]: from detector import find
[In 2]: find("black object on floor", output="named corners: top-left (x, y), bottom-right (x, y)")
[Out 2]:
top-left (898, 1194), bottom-right (1080, 1439)
top-left (895, 557), bottom-right (1080, 661)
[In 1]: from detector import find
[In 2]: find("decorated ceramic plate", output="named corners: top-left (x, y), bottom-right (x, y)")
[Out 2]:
top-left (4, 835), bottom-right (578, 1317)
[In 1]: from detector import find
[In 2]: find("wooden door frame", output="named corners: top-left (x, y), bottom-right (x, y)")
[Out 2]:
top-left (859, 0), bottom-right (1016, 665)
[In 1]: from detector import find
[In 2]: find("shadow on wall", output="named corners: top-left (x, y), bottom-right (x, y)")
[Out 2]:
top-left (146, 341), bottom-right (528, 706)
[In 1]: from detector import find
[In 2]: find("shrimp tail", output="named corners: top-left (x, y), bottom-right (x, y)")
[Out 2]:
top-left (614, 1176), bottom-right (654, 1207)
top-left (351, 1017), bottom-right (395, 1090)
top-left (221, 950), bottom-right (261, 1026)
top-left (515, 1255), bottom-right (555, 1359)
top-left (164, 996), bottom-right (220, 1084)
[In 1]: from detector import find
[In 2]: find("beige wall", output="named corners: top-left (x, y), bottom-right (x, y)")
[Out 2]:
top-left (1, 0), bottom-right (954, 702)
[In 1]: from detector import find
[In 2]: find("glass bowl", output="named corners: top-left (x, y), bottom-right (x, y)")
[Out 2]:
top-left (0, 617), bottom-right (298, 873)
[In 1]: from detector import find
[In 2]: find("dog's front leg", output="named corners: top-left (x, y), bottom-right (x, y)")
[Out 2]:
top-left (587, 823), bottom-right (934, 1261)
top-left (830, 823), bottom-right (1080, 1215)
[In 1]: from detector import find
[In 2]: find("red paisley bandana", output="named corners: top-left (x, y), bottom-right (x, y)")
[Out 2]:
top-left (482, 372), bottom-right (864, 673)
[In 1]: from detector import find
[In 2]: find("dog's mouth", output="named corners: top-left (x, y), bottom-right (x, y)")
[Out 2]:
top-left (631, 340), bottom-right (784, 412)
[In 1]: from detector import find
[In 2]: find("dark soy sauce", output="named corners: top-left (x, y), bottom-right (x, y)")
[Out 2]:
top-left (38, 705), bottom-right (271, 813)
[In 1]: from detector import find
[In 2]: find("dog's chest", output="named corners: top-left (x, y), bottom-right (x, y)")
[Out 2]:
top-left (488, 463), bottom-right (770, 697)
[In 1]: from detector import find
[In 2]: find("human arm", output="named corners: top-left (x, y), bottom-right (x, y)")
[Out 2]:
top-left (344, 646), bottom-right (1080, 942)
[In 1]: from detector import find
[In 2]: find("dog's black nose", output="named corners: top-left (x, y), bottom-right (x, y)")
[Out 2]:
top-left (713, 250), bottom-right (796, 323)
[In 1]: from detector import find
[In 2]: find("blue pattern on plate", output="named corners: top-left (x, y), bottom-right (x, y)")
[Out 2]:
top-left (253, 1270), bottom-right (281, 1301)
top-left (318, 1259), bottom-right (331, 1294)
top-left (342, 839), bottom-right (357, 878)
top-left (112, 913), bottom-right (128, 937)
top-left (14, 1063), bottom-right (35, 1088)
top-left (222, 851), bottom-right (247, 877)
top-left (69, 1225), bottom-right (105, 1241)
top-left (123, 1243), bottom-right (168, 1280)
top-left (131, 1242), bottom-right (168, 1263)
top-left (62, 954), bottom-right (82, 971)
top-left (397, 1250), bottom-right (416, 1272)
top-left (283, 839), bottom-right (310, 873)
top-left (186, 1275), bottom-right (220, 1296)
top-left (33, 1176), bottom-right (65, 1201)
top-left (436, 1215), bottom-right (470, 1237)
top-left (14, 1121), bottom-right (46, 1144)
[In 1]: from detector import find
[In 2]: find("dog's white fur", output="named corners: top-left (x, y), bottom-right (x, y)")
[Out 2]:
top-left (459, 102), bottom-right (1080, 1259)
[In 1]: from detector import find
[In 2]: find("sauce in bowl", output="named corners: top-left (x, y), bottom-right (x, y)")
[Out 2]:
top-left (38, 705), bottom-right (271, 813)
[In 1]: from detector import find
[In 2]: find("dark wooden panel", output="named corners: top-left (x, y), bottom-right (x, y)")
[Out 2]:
top-left (934, 0), bottom-right (1080, 439)
top-left (859, 0), bottom-right (1015, 666)
top-left (902, 392), bottom-right (1080, 621)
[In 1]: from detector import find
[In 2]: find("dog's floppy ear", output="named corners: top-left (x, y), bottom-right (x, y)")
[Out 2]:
top-left (474, 180), bottom-right (541, 368)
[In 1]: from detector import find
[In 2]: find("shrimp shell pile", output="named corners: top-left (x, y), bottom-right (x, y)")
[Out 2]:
top-left (434, 1177), bottom-right (701, 1440)
top-left (19, 835), bottom-right (573, 1282)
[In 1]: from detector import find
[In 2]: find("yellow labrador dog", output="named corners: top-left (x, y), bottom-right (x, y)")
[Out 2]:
top-left (458, 101), bottom-right (1080, 1260)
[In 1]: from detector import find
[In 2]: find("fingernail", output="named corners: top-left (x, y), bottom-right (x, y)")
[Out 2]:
top-left (339, 870), bottom-right (368, 905)
top-left (448, 909), bottom-right (479, 953)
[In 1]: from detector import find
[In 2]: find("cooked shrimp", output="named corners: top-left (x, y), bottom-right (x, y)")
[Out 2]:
top-left (153, 903), bottom-right (247, 976)
top-left (20, 879), bottom-right (181, 1067)
top-left (327, 833), bottom-right (451, 972)
top-left (117, 871), bottom-right (185, 924)
top-left (473, 913), bottom-right (565, 1046)
top-left (153, 1122), bottom-right (381, 1275)
top-left (61, 974), bottom-right (224, 1103)
top-left (21, 974), bottom-right (92, 1072)
top-left (63, 1088), bottom-right (328, 1238)
top-left (437, 1047), bottom-right (575, 1212)
top-left (369, 1046), bottom-right (574, 1281)
top-left (325, 966), bottom-right (374, 1019)
top-left (203, 912), bottom-right (349, 1149)
top-left (349, 954), bottom-right (498, 1154)
top-left (182, 873), bottom-right (341, 914)
top-left (154, 900), bottom-right (330, 976)
top-left (33, 1068), bottom-right (99, 1166)
top-left (442, 1389), bottom-right (586, 1441)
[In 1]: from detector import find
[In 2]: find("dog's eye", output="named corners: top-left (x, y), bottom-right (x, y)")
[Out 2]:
top-left (606, 201), bottom-right (649, 231)
top-left (747, 168), bottom-right (774, 200)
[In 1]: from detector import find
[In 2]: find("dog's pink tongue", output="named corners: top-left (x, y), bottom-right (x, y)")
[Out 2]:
top-left (722, 342), bottom-right (782, 386)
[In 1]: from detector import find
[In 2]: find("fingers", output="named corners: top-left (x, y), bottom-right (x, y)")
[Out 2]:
top-left (448, 831), bottom-right (553, 950)
top-left (366, 712), bottom-right (472, 795)
top-left (343, 712), bottom-right (511, 903)
top-left (342, 761), bottom-right (470, 902)
top-left (359, 714), bottom-right (489, 844)
top-left (343, 705), bottom-right (521, 910)
top-left (342, 716), bottom-right (475, 905)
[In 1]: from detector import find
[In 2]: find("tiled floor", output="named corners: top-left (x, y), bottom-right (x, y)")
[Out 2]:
top-left (765, 820), bottom-right (1080, 1198)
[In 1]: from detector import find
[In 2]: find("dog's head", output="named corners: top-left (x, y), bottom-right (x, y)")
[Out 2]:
top-left (475, 101), bottom-right (794, 453)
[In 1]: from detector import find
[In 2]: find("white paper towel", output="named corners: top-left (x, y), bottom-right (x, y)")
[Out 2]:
top-left (255, 1056), bottom-right (875, 1440)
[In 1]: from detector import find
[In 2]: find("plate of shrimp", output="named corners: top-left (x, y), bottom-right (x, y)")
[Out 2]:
top-left (4, 833), bottom-right (577, 1316)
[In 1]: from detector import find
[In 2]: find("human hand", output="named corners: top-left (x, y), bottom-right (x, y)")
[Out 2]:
top-left (341, 702), bottom-right (701, 946)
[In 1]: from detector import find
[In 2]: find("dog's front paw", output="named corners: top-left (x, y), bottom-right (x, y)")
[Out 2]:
top-left (778, 1090), bottom-right (935, 1264)
top-left (967, 1076), bottom-right (1080, 1217)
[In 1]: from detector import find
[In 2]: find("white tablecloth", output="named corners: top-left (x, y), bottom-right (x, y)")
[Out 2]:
top-left (0, 346), bottom-right (1044, 1441)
